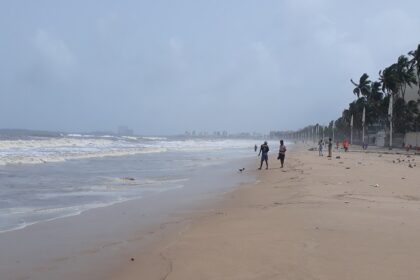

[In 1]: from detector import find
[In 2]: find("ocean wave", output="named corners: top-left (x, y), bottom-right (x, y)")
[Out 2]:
top-left (0, 137), bottom-right (257, 165)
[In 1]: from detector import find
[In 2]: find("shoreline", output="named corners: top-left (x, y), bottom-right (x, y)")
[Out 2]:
top-left (0, 155), bottom-right (256, 280)
top-left (111, 144), bottom-right (420, 279)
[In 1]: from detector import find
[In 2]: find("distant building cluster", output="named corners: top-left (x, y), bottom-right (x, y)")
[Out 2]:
top-left (117, 126), bottom-right (134, 136)
top-left (184, 130), bottom-right (264, 139)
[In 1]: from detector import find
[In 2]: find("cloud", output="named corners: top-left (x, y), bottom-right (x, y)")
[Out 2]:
top-left (34, 29), bottom-right (76, 69)
top-left (0, 0), bottom-right (419, 133)
top-left (17, 28), bottom-right (79, 90)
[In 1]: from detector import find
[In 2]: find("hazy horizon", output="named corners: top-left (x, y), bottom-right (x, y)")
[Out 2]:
top-left (1, 0), bottom-right (419, 135)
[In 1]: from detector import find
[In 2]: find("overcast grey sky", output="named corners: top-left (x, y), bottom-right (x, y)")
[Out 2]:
top-left (0, 0), bottom-right (419, 135)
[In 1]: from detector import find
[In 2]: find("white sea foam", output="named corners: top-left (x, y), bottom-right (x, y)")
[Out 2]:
top-left (0, 137), bottom-right (257, 165)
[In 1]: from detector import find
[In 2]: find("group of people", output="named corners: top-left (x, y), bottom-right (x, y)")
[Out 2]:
top-left (319, 138), bottom-right (353, 157)
top-left (255, 136), bottom-right (356, 170)
top-left (318, 138), bottom-right (333, 157)
top-left (254, 140), bottom-right (287, 170)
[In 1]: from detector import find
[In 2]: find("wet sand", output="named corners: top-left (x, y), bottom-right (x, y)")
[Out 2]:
top-left (112, 145), bottom-right (420, 280)
top-left (0, 158), bottom-right (253, 280)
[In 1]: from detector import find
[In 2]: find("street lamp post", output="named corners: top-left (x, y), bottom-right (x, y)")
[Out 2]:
top-left (350, 115), bottom-right (354, 145)
top-left (388, 95), bottom-right (393, 150)
top-left (362, 107), bottom-right (366, 147)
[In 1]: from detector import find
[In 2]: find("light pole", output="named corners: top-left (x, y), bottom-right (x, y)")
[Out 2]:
top-left (316, 124), bottom-right (319, 141)
top-left (350, 114), bottom-right (354, 145)
top-left (388, 94), bottom-right (393, 150)
top-left (312, 127), bottom-right (314, 143)
top-left (362, 107), bottom-right (365, 147)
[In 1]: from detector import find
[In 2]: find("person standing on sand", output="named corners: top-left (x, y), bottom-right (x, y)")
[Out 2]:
top-left (343, 139), bottom-right (349, 152)
top-left (327, 138), bottom-right (332, 158)
top-left (254, 144), bottom-right (258, 152)
top-left (318, 139), bottom-right (323, 156)
top-left (258, 141), bottom-right (269, 170)
top-left (278, 140), bottom-right (287, 168)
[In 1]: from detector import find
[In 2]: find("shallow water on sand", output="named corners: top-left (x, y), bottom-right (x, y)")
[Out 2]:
top-left (0, 140), bottom-right (260, 233)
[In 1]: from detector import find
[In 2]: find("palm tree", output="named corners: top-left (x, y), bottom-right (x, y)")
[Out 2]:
top-left (379, 65), bottom-right (399, 148)
top-left (408, 44), bottom-right (420, 96)
top-left (350, 73), bottom-right (371, 98)
top-left (369, 81), bottom-right (385, 125)
top-left (393, 99), bottom-right (419, 133)
top-left (379, 65), bottom-right (398, 97)
top-left (395, 55), bottom-right (417, 99)
top-left (369, 81), bottom-right (383, 103)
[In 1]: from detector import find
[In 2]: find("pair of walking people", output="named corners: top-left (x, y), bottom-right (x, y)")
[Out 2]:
top-left (318, 138), bottom-right (333, 158)
top-left (258, 140), bottom-right (287, 170)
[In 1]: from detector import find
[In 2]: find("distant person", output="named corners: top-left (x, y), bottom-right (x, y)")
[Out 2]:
top-left (254, 144), bottom-right (258, 152)
top-left (278, 140), bottom-right (287, 168)
top-left (363, 141), bottom-right (368, 150)
top-left (318, 139), bottom-right (323, 156)
top-left (258, 141), bottom-right (270, 170)
top-left (343, 139), bottom-right (349, 152)
top-left (327, 138), bottom-right (332, 158)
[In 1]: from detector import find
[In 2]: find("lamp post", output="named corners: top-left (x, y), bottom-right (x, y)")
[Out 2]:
top-left (388, 95), bottom-right (393, 150)
top-left (350, 115), bottom-right (354, 145)
top-left (362, 107), bottom-right (365, 147)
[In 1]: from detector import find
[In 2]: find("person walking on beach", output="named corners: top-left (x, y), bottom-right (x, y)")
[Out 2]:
top-left (318, 139), bottom-right (323, 156)
top-left (254, 144), bottom-right (258, 152)
top-left (278, 140), bottom-right (287, 168)
top-left (327, 138), bottom-right (332, 158)
top-left (258, 141), bottom-right (269, 170)
top-left (343, 139), bottom-right (349, 152)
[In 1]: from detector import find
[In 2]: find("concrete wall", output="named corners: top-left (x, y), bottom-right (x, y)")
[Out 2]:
top-left (405, 132), bottom-right (420, 147)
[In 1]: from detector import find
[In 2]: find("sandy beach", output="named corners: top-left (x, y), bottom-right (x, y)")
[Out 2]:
top-left (110, 145), bottom-right (420, 280)
top-left (3, 144), bottom-right (420, 280)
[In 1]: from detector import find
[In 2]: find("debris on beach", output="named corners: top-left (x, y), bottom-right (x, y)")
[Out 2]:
top-left (336, 156), bottom-right (341, 159)
top-left (345, 167), bottom-right (351, 169)
top-left (238, 168), bottom-right (245, 173)
top-left (122, 177), bottom-right (136, 181)
top-left (131, 258), bottom-right (135, 261)
top-left (409, 164), bottom-right (413, 168)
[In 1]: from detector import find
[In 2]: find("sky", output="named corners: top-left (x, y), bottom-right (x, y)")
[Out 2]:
top-left (0, 0), bottom-right (419, 135)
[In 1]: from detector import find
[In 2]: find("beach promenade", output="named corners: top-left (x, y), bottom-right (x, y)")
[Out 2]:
top-left (112, 145), bottom-right (420, 280)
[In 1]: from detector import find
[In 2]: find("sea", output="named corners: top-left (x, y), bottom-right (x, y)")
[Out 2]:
top-left (0, 132), bottom-right (263, 233)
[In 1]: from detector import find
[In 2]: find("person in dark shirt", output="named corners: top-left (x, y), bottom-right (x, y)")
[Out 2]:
top-left (278, 140), bottom-right (287, 168)
top-left (327, 138), bottom-right (333, 158)
top-left (258, 141), bottom-right (270, 170)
